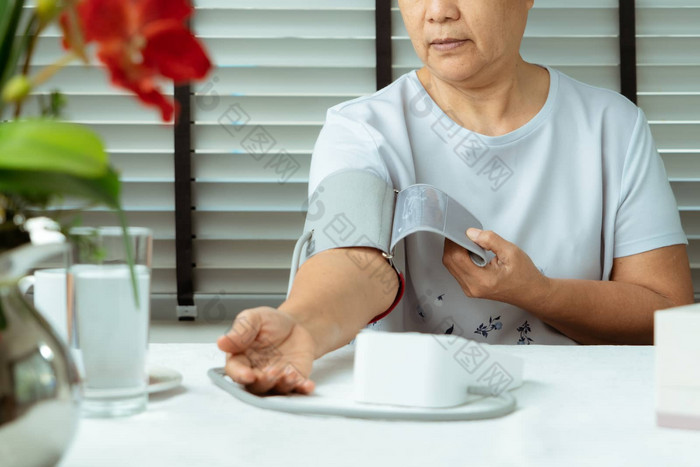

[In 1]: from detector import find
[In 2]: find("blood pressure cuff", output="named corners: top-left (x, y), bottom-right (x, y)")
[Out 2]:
top-left (302, 169), bottom-right (396, 259)
top-left (293, 168), bottom-right (491, 323)
top-left (297, 169), bottom-right (404, 324)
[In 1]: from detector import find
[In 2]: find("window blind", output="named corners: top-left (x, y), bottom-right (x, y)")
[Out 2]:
top-left (187, 0), bottom-right (377, 318)
top-left (635, 0), bottom-right (700, 299)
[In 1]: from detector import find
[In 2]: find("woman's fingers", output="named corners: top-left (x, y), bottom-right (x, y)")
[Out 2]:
top-left (271, 366), bottom-right (302, 394)
top-left (223, 353), bottom-right (257, 385)
top-left (243, 364), bottom-right (288, 394)
top-left (216, 335), bottom-right (238, 354)
top-left (217, 311), bottom-right (260, 354)
top-left (225, 354), bottom-right (316, 395)
top-left (239, 361), bottom-right (315, 395)
top-left (270, 364), bottom-right (315, 395)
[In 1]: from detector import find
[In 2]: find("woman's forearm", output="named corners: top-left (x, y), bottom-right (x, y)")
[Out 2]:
top-left (278, 247), bottom-right (399, 358)
top-left (522, 278), bottom-right (688, 345)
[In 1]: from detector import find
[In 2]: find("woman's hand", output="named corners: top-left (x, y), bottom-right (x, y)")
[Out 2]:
top-left (442, 228), bottom-right (550, 308)
top-left (216, 307), bottom-right (317, 395)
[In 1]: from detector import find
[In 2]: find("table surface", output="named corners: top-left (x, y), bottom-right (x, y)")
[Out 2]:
top-left (58, 343), bottom-right (699, 467)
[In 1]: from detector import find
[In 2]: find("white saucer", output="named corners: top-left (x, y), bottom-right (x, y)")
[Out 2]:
top-left (148, 366), bottom-right (183, 394)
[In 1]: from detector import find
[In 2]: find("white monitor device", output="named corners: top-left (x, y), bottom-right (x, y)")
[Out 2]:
top-left (353, 330), bottom-right (523, 408)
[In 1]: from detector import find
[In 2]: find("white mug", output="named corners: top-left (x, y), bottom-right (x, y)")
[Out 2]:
top-left (19, 268), bottom-right (68, 343)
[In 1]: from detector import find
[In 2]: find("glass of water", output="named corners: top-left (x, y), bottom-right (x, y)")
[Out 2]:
top-left (67, 226), bottom-right (152, 417)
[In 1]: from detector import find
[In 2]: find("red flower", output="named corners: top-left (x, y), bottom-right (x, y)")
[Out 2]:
top-left (62, 0), bottom-right (211, 122)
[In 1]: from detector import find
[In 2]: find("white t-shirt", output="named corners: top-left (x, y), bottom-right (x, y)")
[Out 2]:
top-left (307, 66), bottom-right (687, 345)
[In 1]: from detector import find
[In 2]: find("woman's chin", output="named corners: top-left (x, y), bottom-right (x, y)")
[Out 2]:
top-left (425, 61), bottom-right (485, 84)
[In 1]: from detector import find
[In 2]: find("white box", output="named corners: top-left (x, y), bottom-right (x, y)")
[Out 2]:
top-left (353, 330), bottom-right (523, 408)
top-left (655, 303), bottom-right (700, 430)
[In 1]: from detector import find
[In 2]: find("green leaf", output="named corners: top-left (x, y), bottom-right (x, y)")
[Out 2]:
top-left (0, 2), bottom-right (11, 36)
top-left (117, 208), bottom-right (141, 308)
top-left (2, 13), bottom-right (37, 92)
top-left (0, 1), bottom-right (22, 70)
top-left (41, 90), bottom-right (67, 118)
top-left (0, 168), bottom-right (121, 209)
top-left (0, 120), bottom-right (109, 178)
top-left (0, 0), bottom-right (26, 89)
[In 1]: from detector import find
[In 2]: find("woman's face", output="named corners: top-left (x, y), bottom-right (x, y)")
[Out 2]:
top-left (398, 0), bottom-right (533, 83)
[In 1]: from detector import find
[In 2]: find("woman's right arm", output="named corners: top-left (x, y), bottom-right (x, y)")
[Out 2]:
top-left (216, 247), bottom-right (399, 395)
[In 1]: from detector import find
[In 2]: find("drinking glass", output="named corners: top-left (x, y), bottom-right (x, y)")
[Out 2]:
top-left (67, 226), bottom-right (152, 417)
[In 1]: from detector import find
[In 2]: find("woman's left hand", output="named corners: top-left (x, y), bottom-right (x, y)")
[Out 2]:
top-left (442, 228), bottom-right (550, 307)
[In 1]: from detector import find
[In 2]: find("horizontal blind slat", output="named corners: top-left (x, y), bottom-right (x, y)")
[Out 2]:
top-left (193, 9), bottom-right (374, 37)
top-left (21, 94), bottom-right (168, 123)
top-left (662, 154), bottom-right (700, 181)
top-left (670, 182), bottom-right (700, 210)
top-left (194, 212), bottom-right (305, 240)
top-left (636, 0), bottom-right (700, 7)
top-left (681, 212), bottom-right (700, 237)
top-left (197, 240), bottom-right (295, 269)
top-left (152, 269), bottom-right (176, 294)
top-left (638, 65), bottom-right (700, 93)
top-left (203, 38), bottom-right (376, 67)
top-left (78, 211), bottom-right (175, 239)
top-left (193, 153), bottom-right (310, 183)
top-left (650, 124), bottom-right (700, 151)
top-left (49, 183), bottom-right (176, 211)
top-left (639, 95), bottom-right (700, 121)
top-left (193, 124), bottom-right (321, 153)
top-left (193, 183), bottom-right (307, 212)
top-left (193, 96), bottom-right (349, 123)
top-left (193, 67), bottom-right (375, 95)
top-left (197, 0), bottom-right (374, 8)
top-left (82, 124), bottom-right (173, 152)
top-left (29, 66), bottom-right (175, 94)
top-left (106, 153), bottom-right (174, 180)
top-left (195, 269), bottom-right (290, 294)
top-left (637, 8), bottom-right (700, 36)
top-left (637, 37), bottom-right (700, 65)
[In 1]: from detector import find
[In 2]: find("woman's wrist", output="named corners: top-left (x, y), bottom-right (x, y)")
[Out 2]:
top-left (278, 301), bottom-right (342, 360)
top-left (515, 274), bottom-right (557, 319)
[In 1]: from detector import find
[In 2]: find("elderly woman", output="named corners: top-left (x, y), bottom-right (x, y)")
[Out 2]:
top-left (217, 0), bottom-right (693, 395)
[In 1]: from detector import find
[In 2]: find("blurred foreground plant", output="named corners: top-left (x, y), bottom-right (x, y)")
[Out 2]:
top-left (0, 0), bottom-right (212, 325)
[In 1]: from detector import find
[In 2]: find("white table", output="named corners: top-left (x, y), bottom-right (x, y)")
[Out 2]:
top-left (59, 344), bottom-right (699, 467)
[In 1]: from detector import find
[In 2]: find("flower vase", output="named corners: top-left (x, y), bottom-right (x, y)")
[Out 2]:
top-left (0, 242), bottom-right (81, 467)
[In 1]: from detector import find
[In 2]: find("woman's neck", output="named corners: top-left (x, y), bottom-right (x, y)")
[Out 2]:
top-left (416, 59), bottom-right (550, 137)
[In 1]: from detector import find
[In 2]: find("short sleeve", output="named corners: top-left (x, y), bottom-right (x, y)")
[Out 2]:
top-left (308, 107), bottom-right (392, 197)
top-left (613, 108), bottom-right (687, 258)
